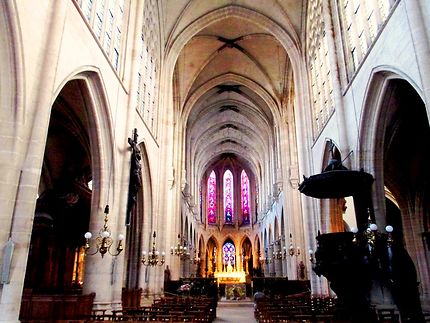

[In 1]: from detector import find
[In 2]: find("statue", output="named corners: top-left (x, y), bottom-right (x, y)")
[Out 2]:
top-left (227, 260), bottom-right (233, 273)
top-left (126, 128), bottom-right (142, 225)
top-left (323, 140), bottom-right (347, 172)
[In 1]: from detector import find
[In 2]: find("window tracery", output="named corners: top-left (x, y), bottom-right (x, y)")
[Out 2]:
top-left (77, 0), bottom-right (125, 70)
top-left (241, 170), bottom-right (250, 224)
top-left (207, 171), bottom-right (217, 225)
top-left (223, 242), bottom-right (235, 268)
top-left (205, 168), bottom-right (252, 226)
top-left (337, 0), bottom-right (394, 79)
top-left (136, 0), bottom-right (160, 136)
top-left (306, 0), bottom-right (334, 136)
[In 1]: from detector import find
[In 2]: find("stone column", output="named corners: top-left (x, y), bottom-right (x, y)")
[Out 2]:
top-left (322, 0), bottom-right (350, 156)
top-left (0, 1), bottom-right (69, 322)
top-left (184, 256), bottom-right (190, 278)
top-left (281, 244), bottom-right (288, 277)
top-left (83, 205), bottom-right (124, 312)
top-left (268, 245), bottom-right (276, 276)
top-left (274, 243), bottom-right (283, 276)
top-left (404, 0), bottom-right (430, 113)
top-left (263, 248), bottom-right (269, 276)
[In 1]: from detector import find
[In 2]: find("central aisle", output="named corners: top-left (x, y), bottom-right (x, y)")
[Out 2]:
top-left (213, 299), bottom-right (257, 323)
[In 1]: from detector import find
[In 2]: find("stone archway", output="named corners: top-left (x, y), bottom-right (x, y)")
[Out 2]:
top-left (240, 236), bottom-right (252, 274)
top-left (206, 236), bottom-right (219, 276)
top-left (379, 80), bottom-right (429, 311)
top-left (20, 78), bottom-right (106, 321)
top-left (360, 75), bottom-right (430, 317)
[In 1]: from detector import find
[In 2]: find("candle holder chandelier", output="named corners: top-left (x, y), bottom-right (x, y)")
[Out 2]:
top-left (141, 231), bottom-right (165, 266)
top-left (83, 205), bottom-right (124, 258)
top-left (171, 234), bottom-right (190, 258)
top-left (288, 233), bottom-right (301, 256)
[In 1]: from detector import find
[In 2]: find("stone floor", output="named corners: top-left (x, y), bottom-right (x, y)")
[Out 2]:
top-left (213, 298), bottom-right (257, 323)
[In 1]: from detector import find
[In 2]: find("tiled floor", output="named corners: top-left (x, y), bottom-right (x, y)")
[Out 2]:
top-left (213, 299), bottom-right (257, 323)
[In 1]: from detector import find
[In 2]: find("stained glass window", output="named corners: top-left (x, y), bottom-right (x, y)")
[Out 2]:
top-left (223, 170), bottom-right (233, 224)
top-left (337, 0), bottom-right (394, 79)
top-left (241, 170), bottom-right (250, 224)
top-left (199, 185), bottom-right (203, 222)
top-left (223, 242), bottom-right (235, 266)
top-left (207, 171), bottom-right (216, 224)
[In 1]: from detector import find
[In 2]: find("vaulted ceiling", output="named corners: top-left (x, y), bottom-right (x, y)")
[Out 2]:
top-left (166, 1), bottom-right (305, 189)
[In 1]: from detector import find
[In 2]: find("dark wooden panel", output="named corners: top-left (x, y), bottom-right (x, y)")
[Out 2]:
top-left (19, 291), bottom-right (95, 320)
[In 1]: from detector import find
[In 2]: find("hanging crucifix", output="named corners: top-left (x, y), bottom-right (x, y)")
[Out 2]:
top-left (126, 128), bottom-right (142, 226)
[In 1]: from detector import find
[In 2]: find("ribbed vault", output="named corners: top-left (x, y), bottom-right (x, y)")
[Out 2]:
top-left (175, 11), bottom-right (294, 206)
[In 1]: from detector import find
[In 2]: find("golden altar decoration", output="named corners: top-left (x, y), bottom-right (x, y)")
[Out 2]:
top-left (214, 264), bottom-right (246, 284)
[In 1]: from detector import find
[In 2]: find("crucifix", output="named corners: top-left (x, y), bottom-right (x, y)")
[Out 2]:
top-left (126, 128), bottom-right (142, 226)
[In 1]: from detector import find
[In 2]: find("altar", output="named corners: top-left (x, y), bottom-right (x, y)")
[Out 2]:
top-left (214, 270), bottom-right (247, 300)
top-left (214, 261), bottom-right (246, 284)
top-left (214, 270), bottom-right (246, 284)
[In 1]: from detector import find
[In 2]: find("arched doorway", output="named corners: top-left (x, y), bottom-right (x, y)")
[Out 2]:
top-left (21, 80), bottom-right (96, 320)
top-left (197, 235), bottom-right (205, 277)
top-left (241, 236), bottom-right (252, 275)
top-left (379, 79), bottom-right (429, 317)
top-left (206, 237), bottom-right (218, 277)
top-left (254, 235), bottom-right (263, 277)
top-left (362, 76), bottom-right (430, 319)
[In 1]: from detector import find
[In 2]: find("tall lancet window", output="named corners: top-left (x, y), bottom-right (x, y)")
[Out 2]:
top-left (223, 170), bottom-right (234, 224)
top-left (223, 242), bottom-right (235, 268)
top-left (241, 170), bottom-right (250, 224)
top-left (207, 171), bottom-right (217, 224)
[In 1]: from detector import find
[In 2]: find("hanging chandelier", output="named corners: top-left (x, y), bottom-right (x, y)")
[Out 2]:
top-left (83, 205), bottom-right (124, 258)
top-left (288, 233), bottom-right (301, 256)
top-left (141, 231), bottom-right (165, 266)
top-left (170, 234), bottom-right (189, 258)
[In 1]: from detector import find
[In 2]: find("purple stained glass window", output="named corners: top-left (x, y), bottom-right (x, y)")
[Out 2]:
top-left (207, 170), bottom-right (216, 224)
top-left (241, 170), bottom-right (250, 224)
top-left (223, 242), bottom-right (235, 266)
top-left (223, 170), bottom-right (233, 224)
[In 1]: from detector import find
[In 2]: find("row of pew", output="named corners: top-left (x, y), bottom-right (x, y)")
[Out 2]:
top-left (254, 293), bottom-right (408, 322)
top-left (87, 295), bottom-right (217, 322)
top-left (254, 293), bottom-right (336, 323)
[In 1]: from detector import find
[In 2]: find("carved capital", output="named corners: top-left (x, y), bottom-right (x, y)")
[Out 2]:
top-left (289, 164), bottom-right (299, 188)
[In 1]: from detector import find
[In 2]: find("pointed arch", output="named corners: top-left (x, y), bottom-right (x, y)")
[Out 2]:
top-left (207, 236), bottom-right (219, 275)
top-left (165, 6), bottom-right (302, 86)
top-left (274, 217), bottom-right (280, 241)
top-left (207, 169), bottom-right (217, 224)
top-left (222, 238), bottom-right (236, 269)
top-left (22, 67), bottom-right (121, 308)
top-left (223, 169), bottom-right (234, 224)
top-left (53, 67), bottom-right (120, 215)
top-left (241, 169), bottom-right (251, 225)
top-left (360, 69), bottom-right (430, 301)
